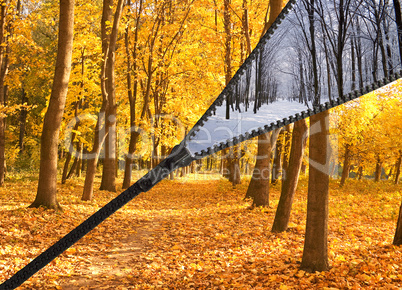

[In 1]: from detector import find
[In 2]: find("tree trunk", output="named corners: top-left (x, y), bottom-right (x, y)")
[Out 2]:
top-left (18, 88), bottom-right (28, 154)
top-left (100, 123), bottom-right (116, 191)
top-left (0, 0), bottom-right (9, 186)
top-left (301, 0), bottom-right (329, 272)
top-left (260, 0), bottom-right (282, 37)
top-left (82, 0), bottom-right (124, 200)
top-left (30, 0), bottom-right (75, 210)
top-left (339, 144), bottom-right (351, 187)
top-left (395, 153), bottom-right (402, 185)
top-left (245, 130), bottom-right (280, 207)
top-left (271, 130), bottom-right (283, 185)
top-left (272, 119), bottom-right (308, 233)
top-left (245, 0), bottom-right (283, 204)
top-left (62, 119), bottom-right (79, 184)
top-left (75, 143), bottom-right (83, 177)
top-left (222, 0), bottom-right (241, 186)
top-left (66, 143), bottom-right (82, 179)
top-left (387, 166), bottom-right (394, 181)
top-left (122, 0), bottom-right (142, 189)
top-left (228, 146), bottom-right (241, 186)
top-left (245, 133), bottom-right (271, 206)
top-left (393, 0), bottom-right (402, 66)
top-left (242, 0), bottom-right (251, 55)
top-left (282, 124), bottom-right (291, 174)
top-left (62, 151), bottom-right (72, 184)
top-left (375, 157), bottom-right (382, 182)
top-left (357, 166), bottom-right (363, 180)
top-left (99, 0), bottom-right (124, 192)
top-left (393, 196), bottom-right (402, 245)
top-left (300, 111), bottom-right (330, 272)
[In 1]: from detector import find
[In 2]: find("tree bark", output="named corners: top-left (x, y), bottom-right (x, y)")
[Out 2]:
top-left (245, 130), bottom-right (280, 207)
top-left (62, 118), bottom-right (80, 184)
top-left (223, 0), bottom-right (240, 186)
top-left (99, 0), bottom-right (124, 192)
top-left (0, 0), bottom-right (9, 186)
top-left (300, 111), bottom-right (330, 272)
top-left (357, 166), bottom-right (363, 180)
top-left (82, 0), bottom-right (124, 200)
top-left (30, 0), bottom-right (75, 210)
top-left (393, 0), bottom-right (402, 66)
top-left (18, 88), bottom-right (28, 154)
top-left (394, 195), bottom-right (402, 245)
top-left (272, 119), bottom-right (308, 233)
top-left (395, 152), bottom-right (402, 185)
top-left (246, 0), bottom-right (283, 203)
top-left (245, 133), bottom-right (271, 206)
top-left (375, 157), bottom-right (382, 182)
top-left (301, 0), bottom-right (329, 272)
top-left (261, 0), bottom-right (282, 37)
top-left (122, 0), bottom-right (142, 189)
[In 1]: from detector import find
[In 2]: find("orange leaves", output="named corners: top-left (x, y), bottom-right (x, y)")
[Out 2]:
top-left (1, 176), bottom-right (402, 288)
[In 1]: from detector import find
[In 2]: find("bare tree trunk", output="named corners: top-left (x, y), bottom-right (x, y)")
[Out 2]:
top-left (62, 119), bottom-right (79, 184)
top-left (375, 157), bottom-right (382, 182)
top-left (245, 130), bottom-right (280, 207)
top-left (222, 0), bottom-right (241, 186)
top-left (395, 152), bottom-right (402, 185)
top-left (82, 0), bottom-right (124, 200)
top-left (357, 166), bottom-right (363, 180)
top-left (30, 0), bottom-right (75, 209)
top-left (246, 0), bottom-right (283, 202)
top-left (66, 143), bottom-right (82, 179)
top-left (272, 119), bottom-right (308, 233)
top-left (393, 0), bottom-right (402, 66)
top-left (99, 0), bottom-right (124, 192)
top-left (301, 111), bottom-right (330, 272)
top-left (301, 0), bottom-right (329, 272)
top-left (393, 195), bottom-right (402, 245)
top-left (18, 88), bottom-right (28, 154)
top-left (260, 0), bottom-right (282, 37)
top-left (123, 0), bottom-right (142, 189)
top-left (0, 0), bottom-right (9, 186)
top-left (245, 133), bottom-right (271, 206)
top-left (62, 151), bottom-right (72, 184)
top-left (75, 143), bottom-right (83, 177)
top-left (242, 0), bottom-right (251, 55)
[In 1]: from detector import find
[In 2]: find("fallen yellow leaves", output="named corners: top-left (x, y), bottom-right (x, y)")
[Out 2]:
top-left (0, 176), bottom-right (402, 288)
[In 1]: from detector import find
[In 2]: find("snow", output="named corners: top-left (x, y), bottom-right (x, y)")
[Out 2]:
top-left (186, 100), bottom-right (309, 155)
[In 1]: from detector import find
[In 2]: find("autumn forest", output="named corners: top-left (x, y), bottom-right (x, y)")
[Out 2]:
top-left (1, 0), bottom-right (402, 288)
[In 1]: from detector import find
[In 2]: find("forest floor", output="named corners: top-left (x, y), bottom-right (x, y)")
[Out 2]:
top-left (1, 172), bottom-right (402, 289)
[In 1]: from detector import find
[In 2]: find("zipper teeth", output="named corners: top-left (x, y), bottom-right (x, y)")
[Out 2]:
top-left (188, 0), bottom-right (400, 158)
top-left (193, 71), bottom-right (402, 159)
top-left (3, 0), bottom-right (399, 287)
top-left (186, 0), bottom-right (297, 147)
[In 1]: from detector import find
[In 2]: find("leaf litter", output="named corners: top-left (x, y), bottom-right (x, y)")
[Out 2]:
top-left (0, 176), bottom-right (402, 289)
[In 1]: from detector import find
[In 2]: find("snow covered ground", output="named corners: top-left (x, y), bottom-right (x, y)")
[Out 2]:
top-left (186, 99), bottom-right (309, 155)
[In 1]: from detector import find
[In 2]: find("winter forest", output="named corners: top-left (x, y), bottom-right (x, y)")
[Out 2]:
top-left (1, 0), bottom-right (402, 288)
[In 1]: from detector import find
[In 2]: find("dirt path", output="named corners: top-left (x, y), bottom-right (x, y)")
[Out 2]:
top-left (60, 220), bottom-right (160, 290)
